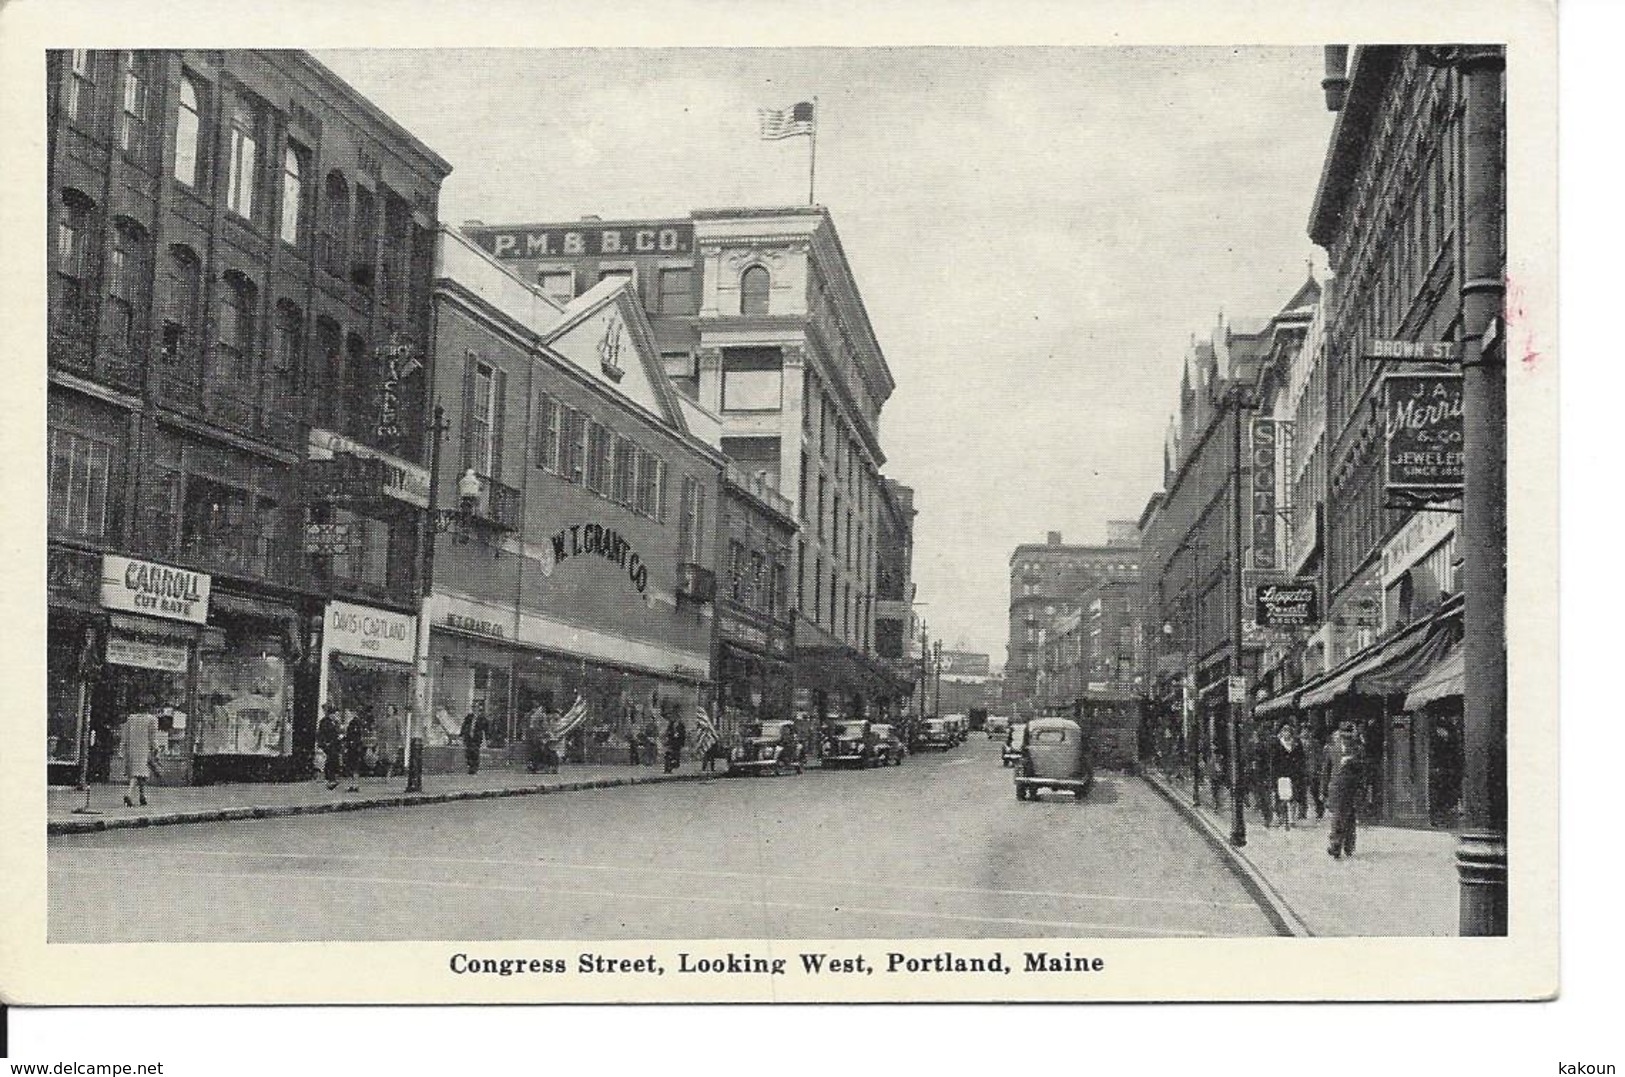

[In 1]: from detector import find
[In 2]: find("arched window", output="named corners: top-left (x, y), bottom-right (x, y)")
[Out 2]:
top-left (217, 271), bottom-right (257, 381)
top-left (106, 218), bottom-right (149, 354)
top-left (351, 186), bottom-right (376, 289)
top-left (314, 316), bottom-right (343, 427)
top-left (174, 75), bottom-right (202, 187)
top-left (280, 144), bottom-right (307, 247)
top-left (161, 244), bottom-right (202, 375)
top-left (272, 300), bottom-right (303, 399)
top-left (53, 189), bottom-right (97, 350)
top-left (321, 172), bottom-right (349, 278)
top-left (740, 265), bottom-right (770, 316)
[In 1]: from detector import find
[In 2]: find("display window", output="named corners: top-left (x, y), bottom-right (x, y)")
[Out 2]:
top-left (194, 621), bottom-right (292, 758)
top-left (89, 648), bottom-right (191, 782)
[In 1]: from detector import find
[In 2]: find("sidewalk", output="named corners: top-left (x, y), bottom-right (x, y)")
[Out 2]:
top-left (1143, 768), bottom-right (1458, 937)
top-left (48, 761), bottom-right (720, 835)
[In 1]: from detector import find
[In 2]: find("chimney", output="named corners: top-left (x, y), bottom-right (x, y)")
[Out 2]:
top-left (1322, 46), bottom-right (1350, 112)
top-left (1047, 531), bottom-right (1062, 546)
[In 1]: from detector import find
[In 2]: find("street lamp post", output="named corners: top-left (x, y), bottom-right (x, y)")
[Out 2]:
top-left (405, 405), bottom-right (451, 794)
top-left (933, 640), bottom-right (943, 720)
top-left (1227, 385), bottom-right (1251, 849)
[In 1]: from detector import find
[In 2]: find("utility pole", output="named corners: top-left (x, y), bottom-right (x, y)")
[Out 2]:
top-left (406, 404), bottom-right (450, 794)
top-left (1227, 387), bottom-right (1250, 848)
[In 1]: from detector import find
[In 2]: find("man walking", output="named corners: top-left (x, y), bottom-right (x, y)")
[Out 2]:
top-left (663, 710), bottom-right (686, 773)
top-left (460, 706), bottom-right (488, 775)
top-left (318, 703), bottom-right (343, 789)
top-left (1321, 719), bottom-right (1364, 858)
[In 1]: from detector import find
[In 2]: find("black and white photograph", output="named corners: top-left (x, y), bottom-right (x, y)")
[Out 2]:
top-left (1, 0), bottom-right (1566, 1022)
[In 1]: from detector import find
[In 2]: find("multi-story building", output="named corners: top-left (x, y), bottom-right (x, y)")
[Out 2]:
top-left (1005, 527), bottom-right (1140, 718)
top-left (420, 228), bottom-right (724, 760)
top-left (45, 49), bottom-right (449, 786)
top-left (714, 466), bottom-right (798, 743)
top-left (461, 207), bottom-right (908, 727)
top-left (1249, 45), bottom-right (1493, 828)
top-left (872, 478), bottom-right (918, 717)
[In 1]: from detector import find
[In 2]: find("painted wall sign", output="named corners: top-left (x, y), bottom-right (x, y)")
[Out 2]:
top-left (1381, 509), bottom-right (1458, 585)
top-left (101, 555), bottom-right (211, 624)
top-left (1366, 339), bottom-right (1460, 361)
top-left (307, 428), bottom-right (431, 508)
top-left (1250, 418), bottom-right (1278, 570)
top-left (541, 522), bottom-right (650, 594)
top-left (105, 634), bottom-right (191, 673)
top-left (1383, 374), bottom-right (1465, 492)
top-left (1255, 581), bottom-right (1320, 627)
top-left (322, 600), bottom-right (416, 664)
top-left (472, 223), bottom-right (694, 260)
top-left (446, 611), bottom-right (507, 639)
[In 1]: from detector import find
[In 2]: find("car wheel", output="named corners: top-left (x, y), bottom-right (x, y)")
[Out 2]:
top-left (1015, 783), bottom-right (1025, 802)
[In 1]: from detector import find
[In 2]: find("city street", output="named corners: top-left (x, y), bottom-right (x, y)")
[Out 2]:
top-left (48, 739), bottom-right (1278, 942)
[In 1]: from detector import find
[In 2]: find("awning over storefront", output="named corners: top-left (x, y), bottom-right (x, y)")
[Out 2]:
top-left (1405, 644), bottom-right (1464, 709)
top-left (1253, 690), bottom-right (1299, 718)
top-left (1292, 595), bottom-right (1462, 709)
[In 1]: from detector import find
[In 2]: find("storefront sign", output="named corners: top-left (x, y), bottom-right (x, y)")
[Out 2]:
top-left (1255, 581), bottom-right (1320, 627)
top-left (105, 633), bottom-right (190, 673)
top-left (101, 555), bottom-right (211, 624)
top-left (543, 523), bottom-right (650, 594)
top-left (1383, 374), bottom-right (1464, 492)
top-left (473, 223), bottom-right (694, 260)
top-left (304, 522), bottom-right (358, 555)
top-left (376, 342), bottom-right (418, 445)
top-left (307, 428), bottom-right (431, 508)
top-left (1366, 339), bottom-right (1460, 362)
top-left (446, 611), bottom-right (507, 639)
top-left (322, 600), bottom-right (416, 664)
top-left (1250, 418), bottom-right (1278, 570)
top-left (304, 453), bottom-right (389, 503)
top-left (1380, 509), bottom-right (1458, 585)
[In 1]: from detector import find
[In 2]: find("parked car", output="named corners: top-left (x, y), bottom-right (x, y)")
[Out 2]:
top-left (728, 720), bottom-right (805, 776)
top-left (1014, 716), bottom-right (1093, 801)
top-left (822, 719), bottom-right (876, 768)
top-left (943, 715), bottom-right (966, 745)
top-left (1001, 722), bottom-right (1027, 767)
top-left (915, 717), bottom-right (953, 750)
top-left (871, 723), bottom-right (906, 765)
top-left (985, 715), bottom-right (1010, 738)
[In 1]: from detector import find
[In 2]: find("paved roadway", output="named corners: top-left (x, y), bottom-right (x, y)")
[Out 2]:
top-left (48, 737), bottom-right (1279, 942)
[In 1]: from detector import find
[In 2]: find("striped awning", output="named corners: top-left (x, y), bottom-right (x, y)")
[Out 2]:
top-left (1405, 645), bottom-right (1464, 709)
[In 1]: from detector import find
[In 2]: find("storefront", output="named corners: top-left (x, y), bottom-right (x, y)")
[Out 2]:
top-left (715, 607), bottom-right (794, 742)
top-left (317, 599), bottom-right (416, 770)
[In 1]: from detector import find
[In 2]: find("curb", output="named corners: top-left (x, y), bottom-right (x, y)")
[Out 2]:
top-left (47, 770), bottom-right (718, 835)
top-left (1141, 769), bottom-right (1314, 938)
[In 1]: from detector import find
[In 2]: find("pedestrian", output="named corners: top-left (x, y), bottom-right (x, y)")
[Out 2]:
top-left (121, 703), bottom-right (161, 808)
top-left (342, 708), bottom-right (367, 792)
top-left (627, 722), bottom-right (641, 766)
top-left (1302, 719), bottom-right (1326, 820)
top-left (378, 704), bottom-right (404, 778)
top-left (460, 706), bottom-right (488, 775)
top-left (1321, 719), bottom-right (1364, 858)
top-left (1248, 724), bottom-right (1274, 826)
top-left (1268, 721), bottom-right (1308, 830)
top-left (318, 703), bottom-right (343, 789)
top-left (639, 716), bottom-right (659, 767)
top-left (663, 709), bottom-right (687, 773)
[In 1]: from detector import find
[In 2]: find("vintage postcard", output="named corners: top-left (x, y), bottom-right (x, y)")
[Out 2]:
top-left (0, 0), bottom-right (1559, 1007)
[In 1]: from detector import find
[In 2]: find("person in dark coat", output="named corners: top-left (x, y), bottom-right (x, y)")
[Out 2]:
top-left (342, 709), bottom-right (367, 792)
top-left (663, 712), bottom-right (687, 773)
top-left (1248, 725), bottom-right (1274, 826)
top-left (1321, 720), bottom-right (1364, 858)
top-left (318, 703), bottom-right (344, 789)
top-left (460, 707), bottom-right (488, 775)
top-left (1267, 722), bottom-right (1308, 829)
top-left (1301, 720), bottom-right (1326, 820)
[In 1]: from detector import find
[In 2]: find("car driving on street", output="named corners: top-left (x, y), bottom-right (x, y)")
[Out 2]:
top-left (1013, 716), bottom-right (1093, 801)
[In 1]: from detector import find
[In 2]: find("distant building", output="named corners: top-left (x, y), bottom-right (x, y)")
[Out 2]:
top-left (1005, 528), bottom-right (1141, 719)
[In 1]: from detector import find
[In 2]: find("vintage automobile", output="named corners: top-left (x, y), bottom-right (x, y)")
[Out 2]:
top-left (871, 723), bottom-right (906, 766)
top-left (915, 717), bottom-right (954, 750)
top-left (1001, 722), bottom-right (1027, 767)
top-left (985, 715), bottom-right (1011, 738)
top-left (1013, 716), bottom-right (1093, 801)
top-left (943, 715), bottom-right (967, 745)
top-left (822, 719), bottom-right (877, 768)
top-left (728, 719), bottom-right (805, 776)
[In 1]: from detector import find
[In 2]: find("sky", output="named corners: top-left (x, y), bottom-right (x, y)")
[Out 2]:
top-left (317, 46), bottom-right (1334, 662)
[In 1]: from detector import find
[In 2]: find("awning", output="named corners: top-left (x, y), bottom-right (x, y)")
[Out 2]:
top-left (1299, 620), bottom-right (1434, 708)
top-left (1405, 645), bottom-right (1464, 709)
top-left (1353, 621), bottom-right (1455, 697)
top-left (1253, 690), bottom-right (1299, 718)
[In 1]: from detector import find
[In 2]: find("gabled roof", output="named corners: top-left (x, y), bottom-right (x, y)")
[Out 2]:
top-left (541, 277), bottom-right (690, 437)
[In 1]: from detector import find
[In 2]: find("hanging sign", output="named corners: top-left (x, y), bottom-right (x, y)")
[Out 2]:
top-left (101, 555), bottom-right (211, 624)
top-left (1250, 418), bottom-right (1278, 570)
top-left (105, 634), bottom-right (190, 673)
top-left (1254, 581), bottom-right (1320, 627)
top-left (1383, 374), bottom-right (1465, 492)
top-left (307, 428), bottom-right (431, 508)
top-left (322, 600), bottom-right (416, 664)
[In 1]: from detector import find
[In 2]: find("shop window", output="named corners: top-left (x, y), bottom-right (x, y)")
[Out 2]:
top-left (66, 49), bottom-right (96, 128)
top-left (740, 265), bottom-right (770, 316)
top-left (117, 52), bottom-right (148, 162)
top-left (48, 427), bottom-right (116, 539)
top-left (174, 73), bottom-right (204, 188)
top-left (225, 97), bottom-right (261, 222)
top-left (280, 142), bottom-right (308, 247)
top-left (215, 271), bottom-right (257, 382)
top-left (160, 244), bottom-right (203, 378)
top-left (658, 266), bottom-right (693, 314)
top-left (195, 622), bottom-right (293, 760)
top-left (106, 218), bottom-right (148, 355)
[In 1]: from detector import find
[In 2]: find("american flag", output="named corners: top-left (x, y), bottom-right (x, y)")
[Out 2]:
top-left (758, 101), bottom-right (815, 140)
top-left (694, 705), bottom-right (720, 755)
top-left (552, 694), bottom-right (589, 740)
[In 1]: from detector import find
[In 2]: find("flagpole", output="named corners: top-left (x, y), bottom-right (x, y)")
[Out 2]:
top-left (808, 96), bottom-right (818, 206)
